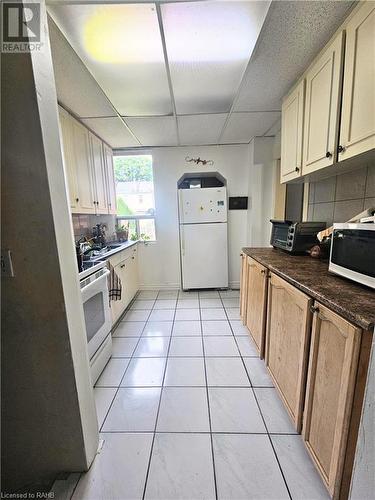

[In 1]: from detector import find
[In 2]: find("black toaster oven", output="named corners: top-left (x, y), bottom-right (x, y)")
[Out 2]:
top-left (270, 220), bottom-right (326, 253)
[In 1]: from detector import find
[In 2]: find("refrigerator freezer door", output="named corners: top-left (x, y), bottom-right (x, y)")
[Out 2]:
top-left (180, 222), bottom-right (228, 289)
top-left (179, 187), bottom-right (227, 223)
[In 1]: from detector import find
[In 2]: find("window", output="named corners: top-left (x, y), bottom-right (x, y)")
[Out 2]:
top-left (113, 154), bottom-right (156, 241)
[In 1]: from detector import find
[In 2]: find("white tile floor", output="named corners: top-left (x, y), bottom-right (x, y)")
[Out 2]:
top-left (74, 289), bottom-right (329, 500)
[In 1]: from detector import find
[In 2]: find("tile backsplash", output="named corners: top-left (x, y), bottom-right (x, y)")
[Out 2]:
top-left (307, 164), bottom-right (375, 226)
top-left (72, 214), bottom-right (117, 242)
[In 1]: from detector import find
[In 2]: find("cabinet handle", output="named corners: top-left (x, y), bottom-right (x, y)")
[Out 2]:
top-left (309, 304), bottom-right (319, 314)
top-left (121, 264), bottom-right (125, 268)
top-left (75, 197), bottom-right (79, 202)
top-left (260, 269), bottom-right (266, 274)
top-left (132, 256), bottom-right (135, 260)
top-left (338, 145), bottom-right (345, 153)
top-left (295, 167), bottom-right (300, 172)
top-left (325, 151), bottom-right (332, 158)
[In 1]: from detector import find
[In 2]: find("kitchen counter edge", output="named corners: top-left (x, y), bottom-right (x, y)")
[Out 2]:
top-left (242, 247), bottom-right (375, 331)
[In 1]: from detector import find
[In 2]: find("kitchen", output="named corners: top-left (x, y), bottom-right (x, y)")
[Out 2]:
top-left (2, 1), bottom-right (374, 499)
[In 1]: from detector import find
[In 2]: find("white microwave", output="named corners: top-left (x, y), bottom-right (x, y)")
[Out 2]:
top-left (329, 223), bottom-right (375, 289)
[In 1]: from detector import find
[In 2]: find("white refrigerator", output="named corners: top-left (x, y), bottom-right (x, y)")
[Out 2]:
top-left (179, 186), bottom-right (228, 289)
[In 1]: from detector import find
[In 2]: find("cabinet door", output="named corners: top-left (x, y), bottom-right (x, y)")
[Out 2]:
top-left (103, 143), bottom-right (117, 215)
top-left (58, 109), bottom-right (79, 210)
top-left (72, 121), bottom-right (95, 213)
top-left (339, 3), bottom-right (375, 161)
top-left (302, 33), bottom-right (344, 175)
top-left (245, 257), bottom-right (268, 358)
top-left (302, 303), bottom-right (361, 498)
top-left (89, 133), bottom-right (107, 214)
top-left (280, 80), bottom-right (305, 182)
top-left (265, 273), bottom-right (312, 431)
top-left (239, 252), bottom-right (249, 324)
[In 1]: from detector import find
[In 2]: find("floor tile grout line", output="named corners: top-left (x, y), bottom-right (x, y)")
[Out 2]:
top-left (98, 305), bottom-right (154, 433)
top-left (220, 293), bottom-right (293, 500)
top-left (141, 295), bottom-right (176, 500)
top-left (199, 292), bottom-right (219, 500)
top-left (73, 296), bottom-right (154, 499)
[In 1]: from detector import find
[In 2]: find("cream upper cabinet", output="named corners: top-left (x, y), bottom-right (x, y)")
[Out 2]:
top-left (339, 2), bottom-right (375, 161)
top-left (302, 32), bottom-right (344, 175)
top-left (71, 120), bottom-right (96, 213)
top-left (58, 107), bottom-right (116, 215)
top-left (280, 80), bottom-right (305, 183)
top-left (59, 109), bottom-right (79, 210)
top-left (103, 143), bottom-right (117, 215)
top-left (89, 132), bottom-right (107, 214)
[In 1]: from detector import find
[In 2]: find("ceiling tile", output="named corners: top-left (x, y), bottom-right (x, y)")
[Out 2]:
top-left (234, 0), bottom-right (354, 112)
top-left (220, 112), bottom-right (280, 144)
top-left (178, 114), bottom-right (227, 145)
top-left (48, 4), bottom-right (172, 116)
top-left (48, 16), bottom-right (116, 118)
top-left (161, 1), bottom-right (270, 114)
top-left (123, 116), bottom-right (178, 146)
top-left (81, 118), bottom-right (139, 148)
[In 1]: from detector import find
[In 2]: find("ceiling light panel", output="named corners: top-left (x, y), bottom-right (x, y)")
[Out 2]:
top-left (48, 4), bottom-right (172, 116)
top-left (178, 114), bottom-right (227, 145)
top-left (81, 117), bottom-right (139, 148)
top-left (161, 0), bottom-right (270, 114)
top-left (220, 111), bottom-right (280, 144)
top-left (124, 116), bottom-right (178, 146)
top-left (48, 16), bottom-right (116, 118)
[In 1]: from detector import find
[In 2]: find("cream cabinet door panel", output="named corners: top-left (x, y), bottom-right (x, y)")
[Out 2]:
top-left (104, 143), bottom-right (117, 215)
top-left (339, 3), bottom-right (375, 161)
top-left (72, 121), bottom-right (95, 213)
top-left (302, 32), bottom-right (344, 175)
top-left (280, 80), bottom-right (305, 183)
top-left (59, 109), bottom-right (79, 210)
top-left (89, 133), bottom-right (107, 214)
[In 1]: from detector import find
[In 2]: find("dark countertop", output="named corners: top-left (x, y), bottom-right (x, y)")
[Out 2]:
top-left (242, 247), bottom-right (375, 331)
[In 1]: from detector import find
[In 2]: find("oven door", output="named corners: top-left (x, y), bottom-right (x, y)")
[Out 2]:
top-left (329, 223), bottom-right (375, 288)
top-left (81, 267), bottom-right (111, 359)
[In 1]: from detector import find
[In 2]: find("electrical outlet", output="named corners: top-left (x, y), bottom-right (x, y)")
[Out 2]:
top-left (1, 250), bottom-right (15, 277)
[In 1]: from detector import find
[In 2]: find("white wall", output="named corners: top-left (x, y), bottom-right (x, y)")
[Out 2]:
top-left (247, 137), bottom-right (277, 247)
top-left (135, 145), bottom-right (250, 289)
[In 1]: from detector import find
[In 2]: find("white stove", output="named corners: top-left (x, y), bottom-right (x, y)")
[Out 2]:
top-left (79, 261), bottom-right (112, 385)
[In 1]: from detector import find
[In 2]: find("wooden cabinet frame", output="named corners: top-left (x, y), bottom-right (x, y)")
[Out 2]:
top-left (245, 257), bottom-right (268, 358)
top-left (239, 252), bottom-right (248, 324)
top-left (265, 273), bottom-right (312, 431)
top-left (302, 302), bottom-right (362, 498)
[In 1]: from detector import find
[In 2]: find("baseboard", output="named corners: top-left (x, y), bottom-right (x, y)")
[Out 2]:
top-left (139, 281), bottom-right (240, 291)
top-left (139, 283), bottom-right (180, 291)
top-left (229, 281), bottom-right (240, 289)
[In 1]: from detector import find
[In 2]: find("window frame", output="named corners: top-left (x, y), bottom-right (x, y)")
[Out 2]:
top-left (113, 150), bottom-right (156, 242)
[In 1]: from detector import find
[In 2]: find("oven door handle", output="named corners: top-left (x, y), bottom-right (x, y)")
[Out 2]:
top-left (81, 268), bottom-right (110, 294)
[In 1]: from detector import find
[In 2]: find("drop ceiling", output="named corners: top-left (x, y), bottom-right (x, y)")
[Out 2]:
top-left (47, 0), bottom-right (355, 149)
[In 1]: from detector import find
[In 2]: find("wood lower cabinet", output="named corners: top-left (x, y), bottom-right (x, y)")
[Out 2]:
top-left (239, 252), bottom-right (248, 323)
top-left (245, 257), bottom-right (268, 358)
top-left (265, 273), bottom-right (312, 431)
top-left (302, 302), bottom-right (362, 499)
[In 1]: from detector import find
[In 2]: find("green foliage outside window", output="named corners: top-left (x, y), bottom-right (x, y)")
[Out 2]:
top-left (114, 155), bottom-right (153, 182)
top-left (116, 197), bottom-right (133, 216)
